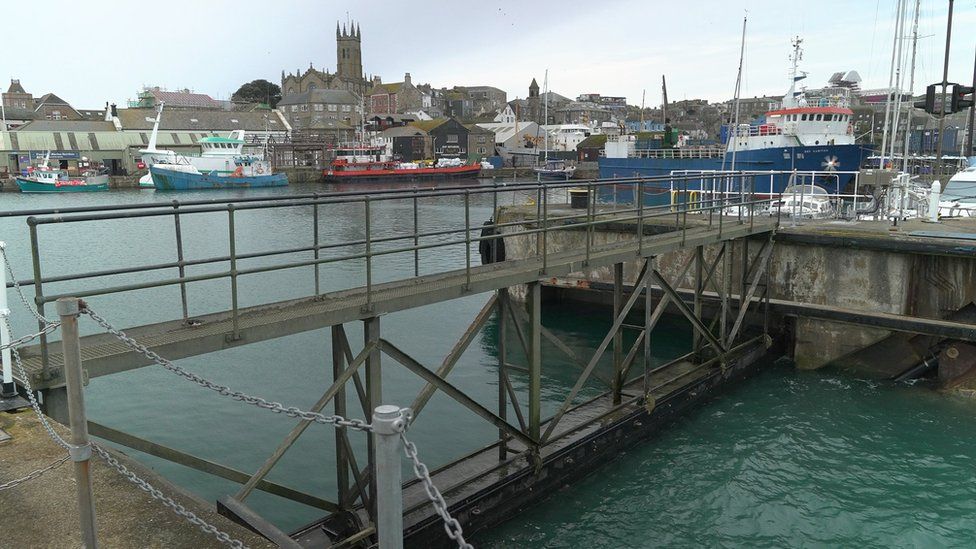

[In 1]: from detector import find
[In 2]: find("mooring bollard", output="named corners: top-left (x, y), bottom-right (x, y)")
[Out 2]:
top-left (57, 297), bottom-right (98, 549)
top-left (0, 241), bottom-right (17, 398)
top-left (372, 405), bottom-right (405, 549)
top-left (927, 180), bottom-right (941, 223)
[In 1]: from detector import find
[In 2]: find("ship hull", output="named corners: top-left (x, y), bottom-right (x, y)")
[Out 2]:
top-left (323, 164), bottom-right (482, 183)
top-left (150, 167), bottom-right (288, 191)
top-left (598, 144), bottom-right (870, 194)
top-left (15, 177), bottom-right (109, 193)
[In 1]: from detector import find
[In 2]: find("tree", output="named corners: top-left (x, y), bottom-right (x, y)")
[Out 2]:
top-left (232, 79), bottom-right (282, 108)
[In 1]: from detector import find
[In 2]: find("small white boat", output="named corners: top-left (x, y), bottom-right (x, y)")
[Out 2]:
top-left (534, 159), bottom-right (576, 181)
top-left (772, 184), bottom-right (835, 219)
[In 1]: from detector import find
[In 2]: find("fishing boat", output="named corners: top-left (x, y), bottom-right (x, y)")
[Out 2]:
top-left (15, 166), bottom-right (109, 193)
top-left (150, 160), bottom-right (287, 191)
top-left (598, 37), bottom-right (870, 195)
top-left (323, 145), bottom-right (481, 183)
top-left (533, 158), bottom-right (576, 180)
top-left (137, 102), bottom-right (265, 187)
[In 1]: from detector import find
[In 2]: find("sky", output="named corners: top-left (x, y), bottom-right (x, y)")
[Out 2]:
top-left (4, 0), bottom-right (976, 110)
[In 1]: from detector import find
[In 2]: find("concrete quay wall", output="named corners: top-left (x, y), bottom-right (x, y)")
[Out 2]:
top-left (496, 206), bottom-right (976, 370)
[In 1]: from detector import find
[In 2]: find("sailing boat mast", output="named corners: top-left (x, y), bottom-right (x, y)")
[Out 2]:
top-left (543, 69), bottom-right (549, 162)
top-left (887, 0), bottom-right (910, 165)
top-left (880, 0), bottom-right (907, 169)
top-left (729, 15), bottom-right (747, 171)
top-left (901, 0), bottom-right (921, 172)
top-left (147, 101), bottom-right (165, 152)
top-left (661, 75), bottom-right (669, 124)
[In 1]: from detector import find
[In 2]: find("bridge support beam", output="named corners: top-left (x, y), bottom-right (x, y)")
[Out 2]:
top-left (612, 263), bottom-right (624, 405)
top-left (363, 316), bottom-right (381, 522)
top-left (332, 325), bottom-right (350, 510)
top-left (497, 288), bottom-right (509, 460)
top-left (527, 281), bottom-right (542, 441)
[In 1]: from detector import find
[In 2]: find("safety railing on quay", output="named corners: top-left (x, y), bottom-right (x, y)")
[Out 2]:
top-left (0, 244), bottom-right (472, 549)
top-left (4, 172), bottom-right (799, 373)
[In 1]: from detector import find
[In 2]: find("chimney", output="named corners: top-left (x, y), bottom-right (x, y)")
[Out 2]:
top-left (110, 103), bottom-right (118, 117)
top-left (404, 73), bottom-right (411, 86)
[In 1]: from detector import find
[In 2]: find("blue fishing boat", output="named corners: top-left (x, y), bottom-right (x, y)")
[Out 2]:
top-left (150, 163), bottom-right (288, 191)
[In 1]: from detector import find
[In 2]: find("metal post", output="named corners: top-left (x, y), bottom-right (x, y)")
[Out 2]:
top-left (497, 289), bottom-right (508, 461)
top-left (527, 281), bottom-right (541, 440)
top-left (541, 186), bottom-right (548, 274)
top-left (413, 191), bottom-right (420, 277)
top-left (172, 202), bottom-right (189, 322)
top-left (637, 179), bottom-right (644, 256)
top-left (227, 205), bottom-right (240, 340)
top-left (642, 257), bottom-right (653, 398)
top-left (372, 405), bottom-right (404, 549)
top-left (935, 0), bottom-right (954, 174)
top-left (28, 220), bottom-right (49, 373)
top-left (464, 190), bottom-right (471, 289)
top-left (331, 326), bottom-right (350, 508)
top-left (612, 263), bottom-right (624, 405)
top-left (585, 182), bottom-right (593, 266)
top-left (57, 297), bottom-right (98, 549)
top-left (0, 242), bottom-right (15, 398)
top-left (364, 197), bottom-right (373, 310)
top-left (313, 196), bottom-right (321, 295)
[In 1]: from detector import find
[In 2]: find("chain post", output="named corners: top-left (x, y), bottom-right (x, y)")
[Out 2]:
top-left (171, 201), bottom-right (190, 323)
top-left (541, 185), bottom-right (548, 274)
top-left (227, 204), bottom-right (240, 340)
top-left (0, 242), bottom-right (15, 398)
top-left (372, 405), bottom-right (405, 549)
top-left (57, 297), bottom-right (98, 549)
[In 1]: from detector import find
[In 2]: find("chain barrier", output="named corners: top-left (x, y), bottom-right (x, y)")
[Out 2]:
top-left (84, 307), bottom-right (373, 432)
top-left (0, 245), bottom-right (53, 325)
top-left (0, 454), bottom-right (70, 491)
top-left (399, 408), bottom-right (473, 549)
top-left (2, 317), bottom-right (70, 450)
top-left (90, 444), bottom-right (247, 548)
top-left (0, 322), bottom-right (60, 351)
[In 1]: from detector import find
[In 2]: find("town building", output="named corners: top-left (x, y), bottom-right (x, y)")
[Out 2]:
top-left (369, 73), bottom-right (424, 114)
top-left (377, 125), bottom-right (431, 161)
top-left (553, 101), bottom-right (613, 126)
top-left (2, 79), bottom-right (83, 122)
top-left (127, 87), bottom-right (226, 110)
top-left (476, 121), bottom-right (542, 166)
top-left (410, 117), bottom-right (488, 160)
top-left (280, 21), bottom-right (369, 97)
top-left (277, 89), bottom-right (362, 133)
top-left (465, 124), bottom-right (494, 159)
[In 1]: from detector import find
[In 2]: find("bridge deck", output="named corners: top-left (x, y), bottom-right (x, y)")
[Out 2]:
top-left (17, 219), bottom-right (774, 389)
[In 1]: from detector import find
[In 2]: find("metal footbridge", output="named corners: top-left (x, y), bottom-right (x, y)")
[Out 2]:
top-left (4, 174), bottom-right (782, 547)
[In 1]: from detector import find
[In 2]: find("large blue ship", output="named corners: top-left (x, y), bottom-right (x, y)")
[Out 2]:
top-left (599, 39), bottom-right (872, 196)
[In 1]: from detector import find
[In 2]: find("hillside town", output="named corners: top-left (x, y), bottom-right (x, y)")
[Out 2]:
top-left (1, 20), bottom-right (970, 182)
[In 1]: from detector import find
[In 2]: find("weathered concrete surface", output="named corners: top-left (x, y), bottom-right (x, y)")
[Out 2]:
top-left (0, 409), bottom-right (273, 549)
top-left (498, 205), bottom-right (976, 371)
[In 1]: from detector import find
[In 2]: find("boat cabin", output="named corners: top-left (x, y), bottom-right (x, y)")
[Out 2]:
top-left (199, 136), bottom-right (246, 156)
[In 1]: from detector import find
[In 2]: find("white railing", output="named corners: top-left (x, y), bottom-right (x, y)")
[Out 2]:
top-left (631, 146), bottom-right (726, 159)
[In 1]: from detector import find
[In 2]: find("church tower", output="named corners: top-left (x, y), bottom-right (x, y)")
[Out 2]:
top-left (336, 21), bottom-right (363, 86)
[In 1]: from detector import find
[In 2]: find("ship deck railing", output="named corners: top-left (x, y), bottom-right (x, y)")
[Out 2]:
top-left (630, 146), bottom-right (727, 159)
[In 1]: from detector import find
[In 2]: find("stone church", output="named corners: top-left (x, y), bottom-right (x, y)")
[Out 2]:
top-left (280, 21), bottom-right (369, 98)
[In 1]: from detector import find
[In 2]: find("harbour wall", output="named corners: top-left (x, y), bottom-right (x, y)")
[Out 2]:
top-left (496, 205), bottom-right (976, 372)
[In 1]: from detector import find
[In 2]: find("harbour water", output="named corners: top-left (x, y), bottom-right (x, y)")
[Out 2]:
top-left (3, 182), bottom-right (975, 546)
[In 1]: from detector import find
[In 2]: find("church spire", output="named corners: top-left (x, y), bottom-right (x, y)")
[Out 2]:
top-left (336, 22), bottom-right (340, 38)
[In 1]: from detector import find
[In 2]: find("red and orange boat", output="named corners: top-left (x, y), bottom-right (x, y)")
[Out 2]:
top-left (323, 145), bottom-right (481, 183)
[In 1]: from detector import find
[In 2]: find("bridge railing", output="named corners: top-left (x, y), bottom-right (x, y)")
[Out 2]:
top-left (4, 172), bottom-right (797, 369)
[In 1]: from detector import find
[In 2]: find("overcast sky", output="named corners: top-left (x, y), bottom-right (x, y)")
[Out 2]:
top-left (5, 0), bottom-right (975, 109)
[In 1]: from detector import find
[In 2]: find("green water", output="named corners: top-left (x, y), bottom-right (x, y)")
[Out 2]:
top-left (3, 184), bottom-right (975, 546)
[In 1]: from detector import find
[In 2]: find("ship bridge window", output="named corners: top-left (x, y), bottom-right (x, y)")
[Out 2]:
top-left (801, 114), bottom-right (808, 121)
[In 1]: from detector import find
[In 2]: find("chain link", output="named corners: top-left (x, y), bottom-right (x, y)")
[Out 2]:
top-left (0, 454), bottom-right (70, 491)
top-left (0, 245), bottom-right (53, 325)
top-left (400, 431), bottom-right (474, 549)
top-left (90, 444), bottom-right (247, 548)
top-left (83, 307), bottom-right (373, 432)
top-left (0, 322), bottom-right (61, 351)
top-left (2, 316), bottom-right (70, 450)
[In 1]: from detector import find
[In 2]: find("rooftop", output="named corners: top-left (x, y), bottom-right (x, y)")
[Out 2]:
top-left (148, 88), bottom-right (222, 109)
top-left (14, 120), bottom-right (116, 132)
top-left (116, 109), bottom-right (280, 131)
top-left (277, 89), bottom-right (360, 106)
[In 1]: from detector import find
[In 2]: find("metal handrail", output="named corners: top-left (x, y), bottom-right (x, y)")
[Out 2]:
top-left (9, 172), bottom-right (793, 369)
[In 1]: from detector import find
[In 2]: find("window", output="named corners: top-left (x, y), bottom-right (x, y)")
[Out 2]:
top-left (328, 104), bottom-right (338, 111)
top-left (342, 105), bottom-right (351, 112)
top-left (478, 136), bottom-right (486, 143)
top-left (51, 110), bottom-right (62, 120)
top-left (314, 104), bottom-right (323, 111)
top-left (447, 134), bottom-right (458, 143)
top-left (301, 104), bottom-right (308, 112)
top-left (478, 147), bottom-right (487, 154)
top-left (815, 114), bottom-right (822, 121)
top-left (291, 105), bottom-right (298, 112)
top-left (801, 114), bottom-right (807, 121)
